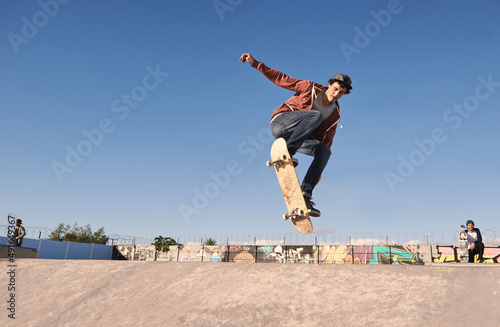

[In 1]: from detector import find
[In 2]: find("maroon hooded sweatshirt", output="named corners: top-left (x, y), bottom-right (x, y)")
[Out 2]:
top-left (251, 60), bottom-right (342, 149)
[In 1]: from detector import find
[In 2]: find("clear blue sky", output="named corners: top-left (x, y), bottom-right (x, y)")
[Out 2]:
top-left (1, 0), bottom-right (499, 241)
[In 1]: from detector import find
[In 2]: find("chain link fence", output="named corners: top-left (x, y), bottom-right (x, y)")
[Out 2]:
top-left (3, 225), bottom-right (498, 246)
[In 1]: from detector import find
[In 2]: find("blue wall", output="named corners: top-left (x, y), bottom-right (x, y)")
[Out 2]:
top-left (0, 236), bottom-right (112, 260)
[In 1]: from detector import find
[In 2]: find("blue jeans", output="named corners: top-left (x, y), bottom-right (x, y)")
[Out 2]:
top-left (270, 111), bottom-right (331, 198)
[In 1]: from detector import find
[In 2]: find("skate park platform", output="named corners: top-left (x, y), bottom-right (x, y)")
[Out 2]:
top-left (3, 259), bottom-right (500, 326)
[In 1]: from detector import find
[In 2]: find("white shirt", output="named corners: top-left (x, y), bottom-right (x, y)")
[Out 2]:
top-left (466, 231), bottom-right (478, 249)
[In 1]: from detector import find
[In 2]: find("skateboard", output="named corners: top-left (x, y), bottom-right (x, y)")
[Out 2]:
top-left (266, 138), bottom-right (313, 234)
top-left (458, 224), bottom-right (469, 263)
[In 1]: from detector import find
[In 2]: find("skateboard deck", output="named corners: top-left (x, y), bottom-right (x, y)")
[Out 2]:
top-left (458, 225), bottom-right (469, 263)
top-left (267, 138), bottom-right (313, 234)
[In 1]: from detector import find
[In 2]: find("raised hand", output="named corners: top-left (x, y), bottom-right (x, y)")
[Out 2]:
top-left (239, 53), bottom-right (256, 65)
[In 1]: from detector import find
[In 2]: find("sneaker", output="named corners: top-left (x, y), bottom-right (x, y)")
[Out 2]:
top-left (304, 196), bottom-right (321, 217)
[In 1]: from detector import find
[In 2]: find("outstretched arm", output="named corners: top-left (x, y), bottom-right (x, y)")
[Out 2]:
top-left (239, 53), bottom-right (311, 93)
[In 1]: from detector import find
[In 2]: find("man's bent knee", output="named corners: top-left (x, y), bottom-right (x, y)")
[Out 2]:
top-left (270, 122), bottom-right (286, 139)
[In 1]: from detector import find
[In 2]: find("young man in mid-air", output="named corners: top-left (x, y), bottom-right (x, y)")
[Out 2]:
top-left (240, 53), bottom-right (352, 217)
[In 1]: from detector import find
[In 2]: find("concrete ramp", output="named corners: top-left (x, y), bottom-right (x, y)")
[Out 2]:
top-left (4, 260), bottom-right (500, 326)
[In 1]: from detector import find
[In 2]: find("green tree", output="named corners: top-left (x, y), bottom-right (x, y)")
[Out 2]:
top-left (48, 223), bottom-right (109, 244)
top-left (203, 238), bottom-right (217, 246)
top-left (152, 236), bottom-right (181, 261)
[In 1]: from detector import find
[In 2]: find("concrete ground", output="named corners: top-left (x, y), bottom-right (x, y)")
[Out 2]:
top-left (2, 259), bottom-right (499, 327)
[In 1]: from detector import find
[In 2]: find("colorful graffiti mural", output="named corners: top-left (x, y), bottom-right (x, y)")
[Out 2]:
top-left (113, 244), bottom-right (499, 264)
top-left (317, 245), bottom-right (425, 265)
top-left (431, 245), bottom-right (500, 263)
top-left (225, 245), bottom-right (317, 263)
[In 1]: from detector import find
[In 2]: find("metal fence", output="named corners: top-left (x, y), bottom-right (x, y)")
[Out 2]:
top-left (2, 225), bottom-right (499, 246)
top-left (169, 230), bottom-right (500, 246)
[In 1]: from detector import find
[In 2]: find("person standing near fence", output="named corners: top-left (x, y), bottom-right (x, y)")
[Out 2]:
top-left (13, 219), bottom-right (26, 247)
top-left (459, 219), bottom-right (485, 263)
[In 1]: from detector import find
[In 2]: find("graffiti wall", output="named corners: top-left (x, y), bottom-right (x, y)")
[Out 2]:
top-left (317, 245), bottom-right (426, 265)
top-left (114, 244), bottom-right (227, 262)
top-left (431, 245), bottom-right (500, 263)
top-left (226, 245), bottom-right (317, 263)
top-left (114, 244), bottom-right (432, 264)
top-left (257, 245), bottom-right (316, 263)
top-left (178, 245), bottom-right (226, 262)
top-left (113, 244), bottom-right (500, 264)
top-left (114, 244), bottom-right (176, 261)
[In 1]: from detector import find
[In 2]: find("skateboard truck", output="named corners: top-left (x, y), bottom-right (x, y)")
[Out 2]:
top-left (266, 155), bottom-right (288, 167)
top-left (283, 208), bottom-right (306, 220)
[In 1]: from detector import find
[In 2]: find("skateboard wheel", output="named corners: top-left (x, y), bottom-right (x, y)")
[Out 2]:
top-left (266, 160), bottom-right (273, 167)
top-left (283, 214), bottom-right (289, 220)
